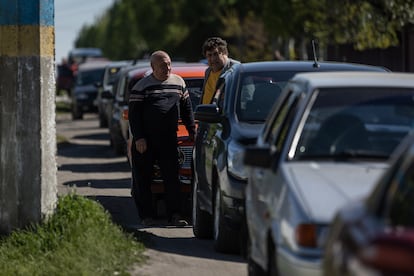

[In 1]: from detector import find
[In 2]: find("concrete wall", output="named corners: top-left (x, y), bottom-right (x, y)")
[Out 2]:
top-left (0, 0), bottom-right (57, 234)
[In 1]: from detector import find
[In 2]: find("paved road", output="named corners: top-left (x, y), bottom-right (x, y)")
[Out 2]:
top-left (56, 113), bottom-right (247, 276)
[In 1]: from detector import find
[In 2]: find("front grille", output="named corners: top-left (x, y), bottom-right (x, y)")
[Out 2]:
top-left (178, 146), bottom-right (193, 169)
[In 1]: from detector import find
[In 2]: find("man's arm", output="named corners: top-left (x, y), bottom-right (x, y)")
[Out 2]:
top-left (128, 88), bottom-right (145, 142)
top-left (180, 88), bottom-right (196, 140)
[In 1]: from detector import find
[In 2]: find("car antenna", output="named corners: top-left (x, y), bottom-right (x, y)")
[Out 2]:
top-left (312, 39), bottom-right (320, 68)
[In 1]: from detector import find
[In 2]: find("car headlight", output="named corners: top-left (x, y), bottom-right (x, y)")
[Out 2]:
top-left (295, 223), bottom-right (329, 249)
top-left (281, 220), bottom-right (329, 250)
top-left (227, 140), bottom-right (248, 180)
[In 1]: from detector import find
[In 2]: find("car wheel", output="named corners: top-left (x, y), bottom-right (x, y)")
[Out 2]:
top-left (213, 186), bottom-right (239, 253)
top-left (71, 104), bottom-right (83, 120)
top-left (192, 176), bottom-right (213, 238)
top-left (99, 112), bottom-right (108, 128)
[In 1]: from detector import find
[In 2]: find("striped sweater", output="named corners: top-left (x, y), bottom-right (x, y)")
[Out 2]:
top-left (129, 73), bottom-right (195, 141)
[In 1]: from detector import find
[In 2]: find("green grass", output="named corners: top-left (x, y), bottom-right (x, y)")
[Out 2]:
top-left (0, 193), bottom-right (146, 276)
top-left (56, 100), bottom-right (71, 114)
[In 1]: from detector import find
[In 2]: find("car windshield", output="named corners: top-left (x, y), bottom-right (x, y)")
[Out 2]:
top-left (293, 87), bottom-right (414, 160)
top-left (237, 71), bottom-right (298, 122)
top-left (106, 66), bottom-right (123, 86)
top-left (76, 68), bottom-right (105, 86)
top-left (185, 78), bottom-right (204, 108)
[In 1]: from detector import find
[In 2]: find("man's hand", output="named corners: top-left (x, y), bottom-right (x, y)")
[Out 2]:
top-left (135, 138), bottom-right (147, 154)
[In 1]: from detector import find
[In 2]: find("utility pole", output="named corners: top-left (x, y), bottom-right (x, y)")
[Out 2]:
top-left (0, 0), bottom-right (57, 234)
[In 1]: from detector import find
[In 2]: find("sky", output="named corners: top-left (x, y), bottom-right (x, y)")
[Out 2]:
top-left (55, 0), bottom-right (114, 64)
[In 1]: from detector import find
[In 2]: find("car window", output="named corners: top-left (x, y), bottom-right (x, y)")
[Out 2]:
top-left (265, 89), bottom-right (301, 149)
top-left (116, 76), bottom-right (126, 100)
top-left (185, 78), bottom-right (204, 109)
top-left (293, 87), bottom-right (414, 159)
top-left (237, 72), bottom-right (286, 122)
top-left (105, 66), bottom-right (123, 86)
top-left (76, 68), bottom-right (105, 86)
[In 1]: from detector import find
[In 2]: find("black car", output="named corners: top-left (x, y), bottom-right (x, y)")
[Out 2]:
top-left (97, 60), bottom-right (133, 128)
top-left (192, 60), bottom-right (389, 254)
top-left (71, 60), bottom-right (111, 120)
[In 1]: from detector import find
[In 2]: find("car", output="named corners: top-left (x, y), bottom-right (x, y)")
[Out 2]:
top-left (96, 60), bottom-right (133, 128)
top-left (192, 61), bottom-right (389, 254)
top-left (121, 62), bottom-right (208, 217)
top-left (57, 48), bottom-right (105, 96)
top-left (242, 71), bottom-right (414, 275)
top-left (323, 131), bottom-right (414, 276)
top-left (109, 63), bottom-right (151, 155)
top-left (71, 60), bottom-right (112, 120)
top-left (68, 47), bottom-right (103, 65)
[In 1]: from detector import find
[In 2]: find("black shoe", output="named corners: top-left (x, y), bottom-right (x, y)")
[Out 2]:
top-left (170, 214), bottom-right (188, 227)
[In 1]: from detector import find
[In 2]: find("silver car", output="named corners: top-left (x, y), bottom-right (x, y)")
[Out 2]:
top-left (243, 72), bottom-right (414, 276)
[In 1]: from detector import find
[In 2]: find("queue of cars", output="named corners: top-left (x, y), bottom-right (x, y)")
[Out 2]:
top-left (62, 51), bottom-right (414, 275)
top-left (191, 61), bottom-right (388, 255)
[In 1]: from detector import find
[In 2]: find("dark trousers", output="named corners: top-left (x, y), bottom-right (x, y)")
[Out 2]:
top-left (131, 131), bottom-right (181, 219)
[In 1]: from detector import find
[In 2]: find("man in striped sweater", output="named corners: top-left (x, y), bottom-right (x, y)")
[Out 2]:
top-left (129, 50), bottom-right (195, 227)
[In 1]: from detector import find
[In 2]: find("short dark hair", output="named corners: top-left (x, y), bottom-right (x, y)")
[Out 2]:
top-left (202, 37), bottom-right (228, 57)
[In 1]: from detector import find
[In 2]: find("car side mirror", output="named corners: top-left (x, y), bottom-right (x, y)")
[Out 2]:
top-left (194, 104), bottom-right (221, 123)
top-left (243, 145), bottom-right (273, 168)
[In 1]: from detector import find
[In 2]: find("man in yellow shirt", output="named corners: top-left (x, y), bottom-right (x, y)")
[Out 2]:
top-left (200, 37), bottom-right (239, 104)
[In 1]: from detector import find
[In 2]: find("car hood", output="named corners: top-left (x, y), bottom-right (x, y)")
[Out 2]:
top-left (283, 161), bottom-right (389, 222)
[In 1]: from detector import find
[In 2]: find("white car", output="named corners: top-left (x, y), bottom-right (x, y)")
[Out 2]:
top-left (243, 72), bottom-right (414, 276)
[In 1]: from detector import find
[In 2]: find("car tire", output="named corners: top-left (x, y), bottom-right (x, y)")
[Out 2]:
top-left (192, 177), bottom-right (213, 238)
top-left (213, 185), bottom-right (239, 253)
top-left (99, 112), bottom-right (108, 128)
top-left (71, 104), bottom-right (83, 120)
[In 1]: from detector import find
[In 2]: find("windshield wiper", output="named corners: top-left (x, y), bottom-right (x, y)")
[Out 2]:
top-left (298, 150), bottom-right (389, 161)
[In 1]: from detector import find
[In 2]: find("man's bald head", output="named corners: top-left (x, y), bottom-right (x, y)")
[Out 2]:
top-left (150, 50), bottom-right (172, 81)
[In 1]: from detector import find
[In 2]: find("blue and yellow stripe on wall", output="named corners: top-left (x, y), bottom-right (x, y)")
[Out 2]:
top-left (0, 0), bottom-right (54, 57)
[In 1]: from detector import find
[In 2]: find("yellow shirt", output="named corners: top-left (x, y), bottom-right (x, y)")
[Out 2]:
top-left (202, 70), bottom-right (221, 104)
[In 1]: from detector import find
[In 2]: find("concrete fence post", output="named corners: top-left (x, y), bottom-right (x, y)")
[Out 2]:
top-left (0, 0), bottom-right (57, 234)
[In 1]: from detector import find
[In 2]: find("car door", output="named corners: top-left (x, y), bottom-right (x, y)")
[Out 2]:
top-left (248, 85), bottom-right (304, 256)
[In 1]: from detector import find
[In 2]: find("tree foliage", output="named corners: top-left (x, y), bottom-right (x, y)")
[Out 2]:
top-left (73, 0), bottom-right (413, 61)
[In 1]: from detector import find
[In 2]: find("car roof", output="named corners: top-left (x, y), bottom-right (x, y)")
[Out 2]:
top-left (291, 71), bottom-right (414, 88)
top-left (105, 60), bottom-right (134, 68)
top-left (128, 62), bottom-right (207, 79)
top-left (69, 48), bottom-right (102, 57)
top-left (171, 63), bottom-right (207, 78)
top-left (77, 60), bottom-right (112, 71)
top-left (235, 61), bottom-right (388, 73)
